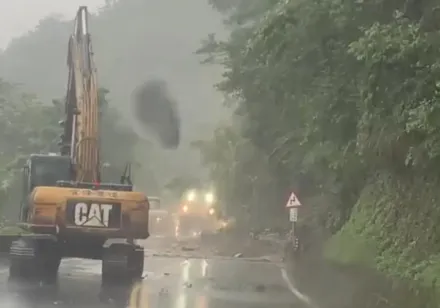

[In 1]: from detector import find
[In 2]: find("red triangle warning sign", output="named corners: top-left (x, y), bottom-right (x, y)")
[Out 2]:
top-left (285, 191), bottom-right (301, 207)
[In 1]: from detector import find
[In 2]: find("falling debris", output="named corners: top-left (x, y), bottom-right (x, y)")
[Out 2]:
top-left (255, 284), bottom-right (266, 292)
top-left (131, 79), bottom-right (180, 149)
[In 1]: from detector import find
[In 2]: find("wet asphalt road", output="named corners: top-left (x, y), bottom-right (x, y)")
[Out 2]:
top-left (1, 236), bottom-right (303, 308)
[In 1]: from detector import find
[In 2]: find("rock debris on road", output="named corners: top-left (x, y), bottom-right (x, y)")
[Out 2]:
top-left (1, 235), bottom-right (305, 308)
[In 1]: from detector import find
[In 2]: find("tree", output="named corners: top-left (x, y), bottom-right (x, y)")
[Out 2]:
top-left (196, 0), bottom-right (440, 294)
top-left (0, 79), bottom-right (62, 219)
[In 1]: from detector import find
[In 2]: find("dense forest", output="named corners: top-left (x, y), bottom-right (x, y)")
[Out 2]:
top-left (193, 0), bottom-right (440, 304)
top-left (0, 0), bottom-right (228, 199)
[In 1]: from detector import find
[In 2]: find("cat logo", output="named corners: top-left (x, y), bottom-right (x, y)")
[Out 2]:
top-left (74, 202), bottom-right (113, 227)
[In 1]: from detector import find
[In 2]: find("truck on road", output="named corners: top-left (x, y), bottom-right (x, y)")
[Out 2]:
top-left (175, 188), bottom-right (221, 237)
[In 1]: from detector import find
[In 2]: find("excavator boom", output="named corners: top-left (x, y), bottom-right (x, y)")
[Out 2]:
top-left (62, 6), bottom-right (100, 183)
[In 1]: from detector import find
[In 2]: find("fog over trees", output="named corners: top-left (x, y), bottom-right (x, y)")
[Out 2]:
top-left (0, 0), bottom-right (229, 203)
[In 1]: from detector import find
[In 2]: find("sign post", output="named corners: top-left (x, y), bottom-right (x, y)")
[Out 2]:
top-left (289, 207), bottom-right (298, 222)
top-left (285, 191), bottom-right (302, 240)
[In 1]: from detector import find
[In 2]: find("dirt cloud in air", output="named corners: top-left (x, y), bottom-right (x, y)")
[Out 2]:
top-left (130, 79), bottom-right (181, 149)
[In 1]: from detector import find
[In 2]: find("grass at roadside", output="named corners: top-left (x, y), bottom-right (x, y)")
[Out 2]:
top-left (322, 182), bottom-right (440, 307)
top-left (324, 226), bottom-right (376, 268)
top-left (0, 225), bottom-right (29, 235)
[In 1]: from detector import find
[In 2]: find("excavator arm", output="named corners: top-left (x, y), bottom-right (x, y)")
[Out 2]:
top-left (60, 6), bottom-right (100, 183)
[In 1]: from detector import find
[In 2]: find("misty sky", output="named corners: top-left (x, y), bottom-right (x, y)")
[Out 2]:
top-left (0, 0), bottom-right (104, 48)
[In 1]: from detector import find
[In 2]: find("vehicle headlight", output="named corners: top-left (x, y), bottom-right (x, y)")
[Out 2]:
top-left (186, 190), bottom-right (196, 202)
top-left (208, 208), bottom-right (215, 215)
top-left (182, 205), bottom-right (189, 213)
top-left (205, 192), bottom-right (214, 204)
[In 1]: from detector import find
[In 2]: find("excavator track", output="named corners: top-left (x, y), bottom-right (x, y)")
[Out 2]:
top-left (101, 242), bottom-right (144, 285)
top-left (8, 236), bottom-right (144, 285)
top-left (8, 235), bottom-right (61, 284)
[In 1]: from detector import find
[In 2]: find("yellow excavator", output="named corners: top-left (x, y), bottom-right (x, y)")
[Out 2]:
top-left (8, 7), bottom-right (149, 285)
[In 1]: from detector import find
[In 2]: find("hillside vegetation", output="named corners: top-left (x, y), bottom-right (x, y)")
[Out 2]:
top-left (194, 0), bottom-right (440, 300)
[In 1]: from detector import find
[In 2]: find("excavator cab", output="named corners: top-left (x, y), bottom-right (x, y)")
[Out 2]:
top-left (20, 154), bottom-right (72, 221)
top-left (24, 154), bottom-right (72, 190)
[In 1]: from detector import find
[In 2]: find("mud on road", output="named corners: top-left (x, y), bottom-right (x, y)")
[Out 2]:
top-left (1, 233), bottom-right (305, 308)
top-left (142, 232), bottom-right (283, 262)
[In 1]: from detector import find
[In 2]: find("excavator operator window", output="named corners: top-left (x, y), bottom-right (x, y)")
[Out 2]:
top-left (30, 157), bottom-right (71, 189)
top-left (20, 163), bottom-right (31, 221)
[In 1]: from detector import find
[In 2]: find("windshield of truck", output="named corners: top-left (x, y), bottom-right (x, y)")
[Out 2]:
top-left (148, 197), bottom-right (161, 209)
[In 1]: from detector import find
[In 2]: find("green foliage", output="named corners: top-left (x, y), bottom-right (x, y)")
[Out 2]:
top-left (195, 0), bottom-right (440, 299)
top-left (0, 226), bottom-right (29, 235)
top-left (0, 79), bottom-right (61, 219)
top-left (206, 0), bottom-right (277, 25)
top-left (0, 80), bottom-right (61, 187)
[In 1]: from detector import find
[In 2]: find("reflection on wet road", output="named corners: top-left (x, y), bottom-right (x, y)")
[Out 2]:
top-left (2, 237), bottom-right (303, 308)
top-left (130, 258), bottom-right (298, 308)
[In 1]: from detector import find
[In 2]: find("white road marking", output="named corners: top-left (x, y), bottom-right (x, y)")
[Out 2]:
top-left (59, 258), bottom-right (188, 280)
top-left (280, 267), bottom-right (318, 308)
